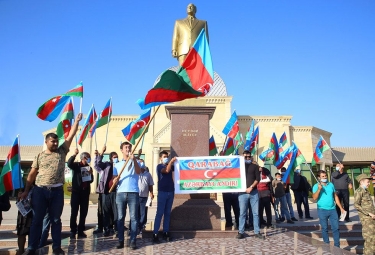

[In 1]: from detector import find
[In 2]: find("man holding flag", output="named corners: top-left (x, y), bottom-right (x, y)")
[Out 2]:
top-left (21, 113), bottom-right (83, 255)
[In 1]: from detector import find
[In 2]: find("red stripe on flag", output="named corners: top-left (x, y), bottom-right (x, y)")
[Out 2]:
top-left (145, 88), bottom-right (201, 105)
top-left (2, 172), bottom-right (13, 191)
top-left (209, 142), bottom-right (216, 151)
top-left (179, 168), bottom-right (241, 180)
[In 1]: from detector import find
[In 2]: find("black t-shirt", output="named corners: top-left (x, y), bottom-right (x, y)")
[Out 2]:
top-left (297, 175), bottom-right (306, 191)
top-left (245, 163), bottom-right (260, 189)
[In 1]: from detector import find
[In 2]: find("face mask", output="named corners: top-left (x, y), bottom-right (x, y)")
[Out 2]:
top-left (162, 158), bottom-right (169, 164)
top-left (138, 162), bottom-right (145, 168)
top-left (320, 179), bottom-right (327, 183)
top-left (112, 158), bottom-right (118, 163)
top-left (296, 170), bottom-right (301, 174)
top-left (277, 178), bottom-right (282, 181)
top-left (335, 167), bottom-right (340, 171)
top-left (86, 158), bottom-right (91, 164)
top-left (245, 160), bottom-right (252, 164)
top-left (362, 185), bottom-right (368, 190)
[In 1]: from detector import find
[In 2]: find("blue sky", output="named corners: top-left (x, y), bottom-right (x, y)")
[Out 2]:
top-left (0, 0), bottom-right (374, 147)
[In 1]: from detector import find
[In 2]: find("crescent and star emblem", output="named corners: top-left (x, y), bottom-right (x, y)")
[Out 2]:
top-left (204, 170), bottom-right (218, 178)
top-left (197, 83), bottom-right (213, 95)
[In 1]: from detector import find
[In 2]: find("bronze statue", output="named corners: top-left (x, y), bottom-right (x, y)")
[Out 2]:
top-left (172, 3), bottom-right (209, 66)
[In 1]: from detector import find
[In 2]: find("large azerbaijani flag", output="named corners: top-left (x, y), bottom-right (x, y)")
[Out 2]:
top-left (78, 105), bottom-right (97, 146)
top-left (0, 136), bottom-right (23, 195)
top-left (174, 156), bottom-right (246, 194)
top-left (311, 136), bottom-right (330, 166)
top-left (122, 109), bottom-right (151, 144)
top-left (248, 126), bottom-right (259, 156)
top-left (244, 119), bottom-right (255, 151)
top-left (275, 143), bottom-right (296, 169)
top-left (282, 143), bottom-right (306, 184)
top-left (37, 95), bottom-right (71, 122)
top-left (177, 28), bottom-right (214, 95)
top-left (269, 132), bottom-right (280, 164)
top-left (223, 137), bottom-right (235, 156)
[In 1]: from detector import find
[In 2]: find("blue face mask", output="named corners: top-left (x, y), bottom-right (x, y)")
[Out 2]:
top-left (296, 170), bottom-right (301, 174)
top-left (362, 185), bottom-right (368, 190)
top-left (320, 179), bottom-right (328, 183)
top-left (162, 158), bottom-right (169, 164)
top-left (335, 167), bottom-right (340, 171)
top-left (86, 158), bottom-right (91, 164)
top-left (245, 160), bottom-right (252, 164)
top-left (139, 162), bottom-right (145, 169)
top-left (113, 158), bottom-right (119, 163)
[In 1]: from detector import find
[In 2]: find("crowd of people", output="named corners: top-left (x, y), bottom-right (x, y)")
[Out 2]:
top-left (0, 119), bottom-right (375, 254)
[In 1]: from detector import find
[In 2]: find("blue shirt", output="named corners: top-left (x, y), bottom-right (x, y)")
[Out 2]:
top-left (157, 163), bottom-right (174, 192)
top-left (312, 182), bottom-right (336, 210)
top-left (113, 160), bottom-right (139, 193)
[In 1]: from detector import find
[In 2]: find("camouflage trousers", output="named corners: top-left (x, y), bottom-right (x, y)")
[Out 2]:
top-left (362, 219), bottom-right (375, 255)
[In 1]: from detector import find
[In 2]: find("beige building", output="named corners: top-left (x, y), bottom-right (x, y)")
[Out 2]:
top-left (0, 69), bottom-right (372, 198)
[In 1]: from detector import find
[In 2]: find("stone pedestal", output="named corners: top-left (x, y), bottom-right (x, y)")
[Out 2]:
top-left (165, 106), bottom-right (221, 230)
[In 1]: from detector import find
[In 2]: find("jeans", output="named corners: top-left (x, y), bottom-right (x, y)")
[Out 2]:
top-left (275, 196), bottom-right (291, 220)
top-left (335, 189), bottom-right (349, 221)
top-left (116, 192), bottom-right (139, 242)
top-left (153, 191), bottom-right (174, 234)
top-left (97, 194), bottom-right (103, 230)
top-left (317, 208), bottom-right (340, 247)
top-left (102, 192), bottom-right (117, 231)
top-left (38, 211), bottom-right (50, 248)
top-left (294, 190), bottom-right (311, 217)
top-left (223, 193), bottom-right (239, 227)
top-left (139, 196), bottom-right (148, 229)
top-left (238, 189), bottom-right (260, 234)
top-left (70, 189), bottom-right (90, 233)
top-left (28, 186), bottom-right (64, 251)
top-left (283, 192), bottom-right (295, 218)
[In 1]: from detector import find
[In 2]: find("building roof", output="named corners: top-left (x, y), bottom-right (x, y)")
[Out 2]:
top-left (332, 147), bottom-right (375, 163)
top-left (154, 66), bottom-right (228, 96)
top-left (0, 145), bottom-right (42, 162)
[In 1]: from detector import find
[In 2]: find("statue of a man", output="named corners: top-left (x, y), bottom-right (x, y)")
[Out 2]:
top-left (172, 3), bottom-right (209, 66)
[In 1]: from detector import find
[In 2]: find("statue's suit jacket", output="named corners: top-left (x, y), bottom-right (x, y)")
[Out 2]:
top-left (172, 17), bottom-right (209, 57)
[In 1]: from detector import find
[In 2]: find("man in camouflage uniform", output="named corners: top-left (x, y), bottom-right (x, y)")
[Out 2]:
top-left (354, 173), bottom-right (375, 255)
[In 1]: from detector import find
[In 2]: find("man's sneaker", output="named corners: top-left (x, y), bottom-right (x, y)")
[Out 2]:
top-left (77, 232), bottom-right (87, 238)
top-left (93, 228), bottom-right (103, 234)
top-left (280, 217), bottom-right (285, 222)
top-left (152, 234), bottom-right (160, 244)
top-left (291, 217), bottom-right (298, 221)
top-left (254, 233), bottom-right (265, 240)
top-left (299, 215), bottom-right (303, 219)
top-left (69, 232), bottom-right (76, 239)
top-left (52, 248), bottom-right (65, 255)
top-left (236, 233), bottom-right (245, 239)
top-left (22, 249), bottom-right (36, 255)
top-left (305, 216), bottom-right (314, 220)
top-left (130, 241), bottom-right (136, 250)
top-left (103, 230), bottom-right (110, 237)
top-left (116, 241), bottom-right (124, 249)
top-left (345, 218), bottom-right (352, 222)
top-left (286, 220), bottom-right (295, 224)
top-left (163, 232), bottom-right (171, 242)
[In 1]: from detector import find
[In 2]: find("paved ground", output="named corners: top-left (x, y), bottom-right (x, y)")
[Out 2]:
top-left (0, 196), bottom-right (361, 254)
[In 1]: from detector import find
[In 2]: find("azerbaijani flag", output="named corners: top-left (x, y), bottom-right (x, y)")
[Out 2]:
top-left (209, 135), bottom-right (218, 156)
top-left (222, 111), bottom-right (239, 139)
top-left (244, 119), bottom-right (255, 151)
top-left (177, 28), bottom-right (214, 95)
top-left (178, 157), bottom-right (241, 191)
top-left (0, 136), bottom-right (23, 195)
top-left (137, 70), bottom-right (203, 110)
top-left (63, 82), bottom-right (84, 98)
top-left (275, 143), bottom-right (296, 169)
top-left (233, 133), bottom-right (244, 155)
top-left (56, 97), bottom-right (74, 146)
top-left (90, 98), bottom-right (112, 137)
top-left (78, 105), bottom-right (97, 146)
top-left (223, 137), bottom-right (235, 156)
top-left (122, 109), bottom-right (151, 144)
top-left (282, 143), bottom-right (306, 184)
top-left (279, 132), bottom-right (287, 147)
top-left (248, 126), bottom-right (259, 156)
top-left (311, 136), bottom-right (330, 166)
top-left (269, 132), bottom-right (280, 164)
top-left (36, 95), bottom-right (71, 122)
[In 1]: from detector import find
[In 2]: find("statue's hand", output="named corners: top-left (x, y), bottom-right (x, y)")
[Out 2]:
top-left (172, 50), bottom-right (178, 58)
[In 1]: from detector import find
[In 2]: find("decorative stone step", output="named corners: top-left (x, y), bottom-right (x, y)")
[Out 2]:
top-left (297, 229), bottom-right (363, 238)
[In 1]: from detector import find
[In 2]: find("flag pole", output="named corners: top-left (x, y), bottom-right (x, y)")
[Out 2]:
top-left (17, 134), bottom-right (22, 190)
top-left (109, 105), bottom-right (161, 192)
top-left (140, 134), bottom-right (145, 150)
top-left (104, 97), bottom-right (112, 146)
top-left (71, 97), bottom-right (78, 148)
top-left (79, 98), bottom-right (82, 114)
top-left (304, 161), bottom-right (319, 183)
top-left (94, 132), bottom-right (98, 150)
top-left (320, 135), bottom-right (341, 165)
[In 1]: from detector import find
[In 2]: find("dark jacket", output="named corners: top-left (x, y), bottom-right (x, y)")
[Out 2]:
top-left (0, 192), bottom-right (11, 225)
top-left (291, 174), bottom-right (311, 193)
top-left (67, 155), bottom-right (94, 193)
top-left (94, 155), bottom-right (115, 194)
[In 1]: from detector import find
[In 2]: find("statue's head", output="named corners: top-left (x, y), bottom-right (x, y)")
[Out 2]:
top-left (187, 3), bottom-right (197, 15)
